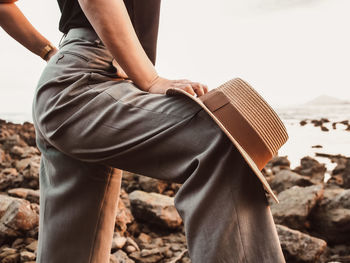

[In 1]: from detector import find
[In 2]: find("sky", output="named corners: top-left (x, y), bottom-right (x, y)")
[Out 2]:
top-left (1, 0), bottom-right (350, 120)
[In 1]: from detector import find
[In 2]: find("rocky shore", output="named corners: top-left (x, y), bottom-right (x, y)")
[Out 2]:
top-left (1, 118), bottom-right (350, 263)
top-left (299, 118), bottom-right (350, 132)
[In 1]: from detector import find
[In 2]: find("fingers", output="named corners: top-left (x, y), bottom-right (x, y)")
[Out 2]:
top-left (173, 80), bottom-right (208, 97)
top-left (174, 83), bottom-right (196, 96)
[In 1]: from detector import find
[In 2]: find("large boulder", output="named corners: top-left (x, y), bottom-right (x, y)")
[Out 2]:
top-left (309, 188), bottom-right (350, 244)
top-left (270, 185), bottom-right (324, 230)
top-left (129, 190), bottom-right (182, 230)
top-left (269, 169), bottom-right (313, 194)
top-left (277, 224), bottom-right (327, 263)
top-left (0, 195), bottom-right (39, 239)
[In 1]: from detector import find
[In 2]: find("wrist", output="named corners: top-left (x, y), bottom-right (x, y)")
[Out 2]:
top-left (144, 74), bottom-right (160, 92)
top-left (39, 43), bottom-right (55, 61)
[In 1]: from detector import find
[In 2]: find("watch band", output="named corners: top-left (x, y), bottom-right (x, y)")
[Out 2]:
top-left (40, 43), bottom-right (55, 61)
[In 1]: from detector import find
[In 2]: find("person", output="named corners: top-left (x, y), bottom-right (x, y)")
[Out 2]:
top-left (31, 0), bottom-right (287, 262)
top-left (0, 0), bottom-right (58, 61)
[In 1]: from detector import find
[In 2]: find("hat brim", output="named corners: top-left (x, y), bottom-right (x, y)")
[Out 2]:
top-left (166, 88), bottom-right (279, 203)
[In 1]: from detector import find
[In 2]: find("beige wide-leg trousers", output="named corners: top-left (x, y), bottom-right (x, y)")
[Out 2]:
top-left (32, 28), bottom-right (286, 263)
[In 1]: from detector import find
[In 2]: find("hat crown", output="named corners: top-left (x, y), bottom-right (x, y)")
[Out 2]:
top-left (216, 78), bottom-right (289, 157)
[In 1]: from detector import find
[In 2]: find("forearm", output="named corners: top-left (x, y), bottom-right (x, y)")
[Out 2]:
top-left (78, 0), bottom-right (159, 91)
top-left (0, 2), bottom-right (56, 60)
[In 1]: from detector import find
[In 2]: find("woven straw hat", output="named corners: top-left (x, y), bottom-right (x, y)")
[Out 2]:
top-left (166, 78), bottom-right (289, 203)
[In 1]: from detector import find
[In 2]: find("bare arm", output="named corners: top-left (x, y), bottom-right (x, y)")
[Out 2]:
top-left (0, 2), bottom-right (57, 61)
top-left (78, 0), bottom-right (208, 96)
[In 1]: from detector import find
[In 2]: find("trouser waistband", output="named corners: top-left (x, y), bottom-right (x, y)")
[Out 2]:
top-left (61, 27), bottom-right (104, 47)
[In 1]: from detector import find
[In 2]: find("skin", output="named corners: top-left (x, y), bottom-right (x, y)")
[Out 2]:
top-left (78, 0), bottom-right (208, 97)
top-left (0, 2), bottom-right (57, 61)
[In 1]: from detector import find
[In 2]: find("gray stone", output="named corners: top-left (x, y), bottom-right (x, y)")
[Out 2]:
top-left (271, 185), bottom-right (324, 230)
top-left (129, 190), bottom-right (182, 230)
top-left (277, 224), bottom-right (327, 263)
top-left (310, 188), bottom-right (350, 244)
top-left (269, 169), bottom-right (313, 194)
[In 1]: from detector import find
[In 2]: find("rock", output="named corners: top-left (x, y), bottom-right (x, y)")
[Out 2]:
top-left (25, 240), bottom-right (38, 252)
top-left (2, 134), bottom-right (26, 151)
top-left (268, 155), bottom-right (291, 168)
top-left (129, 247), bottom-right (167, 263)
top-left (20, 250), bottom-right (36, 261)
top-left (2, 253), bottom-right (20, 263)
top-left (125, 237), bottom-right (140, 252)
top-left (0, 248), bottom-right (17, 261)
top-left (309, 188), bottom-right (350, 244)
top-left (138, 233), bottom-right (152, 244)
top-left (126, 245), bottom-right (137, 253)
top-left (293, 156), bottom-right (326, 184)
top-left (129, 191), bottom-right (182, 230)
top-left (0, 195), bottom-right (39, 238)
top-left (328, 159), bottom-right (350, 189)
top-left (115, 197), bottom-right (134, 235)
top-left (332, 159), bottom-right (347, 176)
top-left (0, 148), bottom-right (6, 164)
top-left (269, 169), bottom-right (313, 194)
top-left (0, 168), bottom-right (23, 191)
top-left (22, 157), bottom-right (40, 180)
top-left (121, 171), bottom-right (141, 193)
top-left (300, 120), bottom-right (307, 126)
top-left (270, 185), bottom-right (324, 230)
top-left (14, 158), bottom-right (31, 172)
top-left (138, 176), bottom-right (168, 194)
top-left (7, 188), bottom-right (40, 204)
top-left (277, 224), bottom-right (327, 262)
top-left (9, 146), bottom-right (25, 157)
top-left (11, 238), bottom-right (24, 249)
top-left (111, 233), bottom-right (127, 251)
top-left (20, 147), bottom-right (40, 158)
top-left (321, 125), bottom-right (329, 132)
top-left (311, 119), bottom-right (323, 127)
top-left (111, 250), bottom-right (135, 263)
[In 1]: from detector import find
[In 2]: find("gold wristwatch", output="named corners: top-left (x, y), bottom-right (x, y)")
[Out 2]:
top-left (40, 43), bottom-right (55, 61)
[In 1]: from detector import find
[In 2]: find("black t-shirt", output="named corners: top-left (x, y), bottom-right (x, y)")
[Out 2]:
top-left (57, 0), bottom-right (90, 34)
top-left (57, 0), bottom-right (161, 64)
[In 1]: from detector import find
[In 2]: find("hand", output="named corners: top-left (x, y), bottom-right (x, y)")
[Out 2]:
top-left (147, 76), bottom-right (208, 97)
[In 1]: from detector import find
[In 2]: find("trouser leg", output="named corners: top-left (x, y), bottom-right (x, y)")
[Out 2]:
top-left (33, 77), bottom-right (285, 262)
top-left (35, 135), bottom-right (122, 263)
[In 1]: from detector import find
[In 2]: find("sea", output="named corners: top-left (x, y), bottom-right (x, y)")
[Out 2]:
top-left (1, 104), bottom-right (350, 177)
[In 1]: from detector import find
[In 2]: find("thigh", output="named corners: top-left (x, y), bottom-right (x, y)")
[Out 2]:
top-left (32, 34), bottom-right (224, 183)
